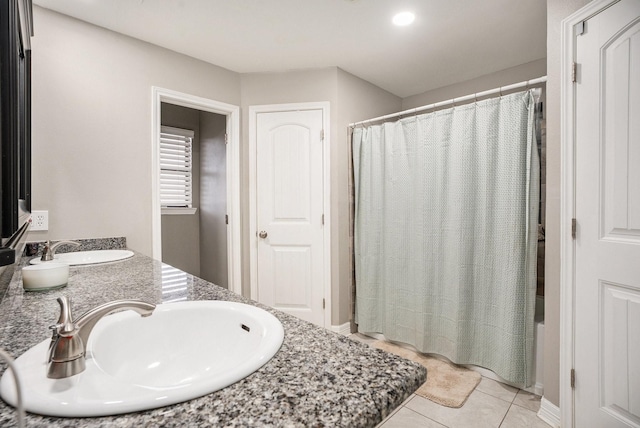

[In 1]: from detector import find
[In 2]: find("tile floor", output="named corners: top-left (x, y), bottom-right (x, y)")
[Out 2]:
top-left (349, 334), bottom-right (551, 428)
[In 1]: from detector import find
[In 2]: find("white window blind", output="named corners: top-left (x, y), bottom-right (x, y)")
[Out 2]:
top-left (160, 126), bottom-right (194, 209)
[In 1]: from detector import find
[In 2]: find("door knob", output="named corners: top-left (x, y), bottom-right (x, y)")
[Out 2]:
top-left (258, 231), bottom-right (268, 239)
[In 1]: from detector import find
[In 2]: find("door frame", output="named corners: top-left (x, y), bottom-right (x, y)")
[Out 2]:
top-left (151, 87), bottom-right (242, 295)
top-left (560, 1), bottom-right (620, 426)
top-left (248, 102), bottom-right (332, 328)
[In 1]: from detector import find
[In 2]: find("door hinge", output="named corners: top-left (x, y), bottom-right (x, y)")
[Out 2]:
top-left (571, 369), bottom-right (576, 389)
top-left (572, 218), bottom-right (577, 239)
top-left (323, 298), bottom-right (326, 309)
top-left (225, 214), bottom-right (229, 225)
top-left (575, 20), bottom-right (585, 36)
top-left (224, 133), bottom-right (228, 144)
top-left (572, 62), bottom-right (578, 83)
top-left (322, 214), bottom-right (324, 225)
top-left (320, 129), bottom-right (325, 141)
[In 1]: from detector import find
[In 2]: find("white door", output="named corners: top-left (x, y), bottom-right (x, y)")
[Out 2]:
top-left (255, 109), bottom-right (326, 326)
top-left (575, 1), bottom-right (640, 426)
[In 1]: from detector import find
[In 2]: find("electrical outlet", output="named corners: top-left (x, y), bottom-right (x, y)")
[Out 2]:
top-left (31, 210), bottom-right (49, 231)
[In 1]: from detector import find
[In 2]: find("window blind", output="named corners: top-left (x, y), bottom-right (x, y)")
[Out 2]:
top-left (160, 126), bottom-right (194, 208)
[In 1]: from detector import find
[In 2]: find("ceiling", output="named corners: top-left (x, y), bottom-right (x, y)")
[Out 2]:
top-left (32, 0), bottom-right (546, 98)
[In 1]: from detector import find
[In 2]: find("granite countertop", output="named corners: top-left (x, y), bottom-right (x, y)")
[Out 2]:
top-left (0, 250), bottom-right (426, 427)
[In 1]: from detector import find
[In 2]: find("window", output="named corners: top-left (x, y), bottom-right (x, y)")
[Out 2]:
top-left (160, 126), bottom-right (195, 213)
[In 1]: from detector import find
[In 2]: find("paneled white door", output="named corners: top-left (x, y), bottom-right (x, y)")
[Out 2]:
top-left (255, 109), bottom-right (325, 326)
top-left (574, 1), bottom-right (640, 426)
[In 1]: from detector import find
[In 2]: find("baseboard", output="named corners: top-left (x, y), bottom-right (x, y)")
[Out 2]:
top-left (538, 397), bottom-right (561, 428)
top-left (524, 381), bottom-right (544, 397)
top-left (331, 322), bottom-right (351, 336)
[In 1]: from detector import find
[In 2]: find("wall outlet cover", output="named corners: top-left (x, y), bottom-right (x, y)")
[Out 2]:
top-left (31, 210), bottom-right (49, 231)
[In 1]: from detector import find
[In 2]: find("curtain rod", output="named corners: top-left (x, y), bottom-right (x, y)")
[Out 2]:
top-left (349, 75), bottom-right (547, 127)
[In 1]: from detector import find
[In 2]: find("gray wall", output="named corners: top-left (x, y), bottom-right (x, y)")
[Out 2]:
top-left (199, 112), bottom-right (228, 287)
top-left (402, 59), bottom-right (547, 109)
top-left (28, 7), bottom-right (240, 255)
top-left (160, 103), bottom-right (201, 276)
top-left (240, 68), bottom-right (402, 325)
top-left (29, 8), bottom-right (401, 327)
top-left (240, 67), bottom-right (338, 302)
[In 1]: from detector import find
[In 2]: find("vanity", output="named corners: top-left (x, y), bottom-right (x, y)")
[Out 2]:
top-left (0, 243), bottom-right (426, 427)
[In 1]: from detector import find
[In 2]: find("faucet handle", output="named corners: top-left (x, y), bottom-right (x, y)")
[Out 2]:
top-left (53, 296), bottom-right (76, 336)
top-left (48, 322), bottom-right (64, 332)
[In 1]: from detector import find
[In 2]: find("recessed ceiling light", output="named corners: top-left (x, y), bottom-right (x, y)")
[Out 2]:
top-left (392, 11), bottom-right (415, 26)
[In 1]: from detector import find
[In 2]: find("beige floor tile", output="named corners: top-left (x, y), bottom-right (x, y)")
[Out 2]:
top-left (380, 407), bottom-right (447, 428)
top-left (406, 389), bottom-right (511, 428)
top-left (475, 377), bottom-right (519, 402)
top-left (500, 403), bottom-right (552, 428)
top-left (512, 390), bottom-right (541, 412)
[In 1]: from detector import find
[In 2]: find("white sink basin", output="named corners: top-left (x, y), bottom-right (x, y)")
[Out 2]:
top-left (0, 300), bottom-right (284, 417)
top-left (30, 249), bottom-right (134, 266)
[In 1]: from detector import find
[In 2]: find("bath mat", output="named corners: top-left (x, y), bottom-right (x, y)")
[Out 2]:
top-left (372, 340), bottom-right (481, 408)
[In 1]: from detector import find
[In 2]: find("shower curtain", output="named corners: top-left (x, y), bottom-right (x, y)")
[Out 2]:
top-left (352, 90), bottom-right (539, 386)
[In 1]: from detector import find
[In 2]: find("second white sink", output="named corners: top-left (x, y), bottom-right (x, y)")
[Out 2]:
top-left (30, 249), bottom-right (134, 266)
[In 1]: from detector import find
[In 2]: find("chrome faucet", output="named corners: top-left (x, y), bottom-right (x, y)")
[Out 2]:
top-left (41, 240), bottom-right (81, 261)
top-left (47, 296), bottom-right (156, 379)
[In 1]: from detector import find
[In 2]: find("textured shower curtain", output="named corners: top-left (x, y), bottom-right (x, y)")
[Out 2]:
top-left (352, 90), bottom-right (539, 386)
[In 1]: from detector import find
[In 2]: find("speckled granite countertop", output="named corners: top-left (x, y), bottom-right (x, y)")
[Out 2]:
top-left (0, 249), bottom-right (425, 427)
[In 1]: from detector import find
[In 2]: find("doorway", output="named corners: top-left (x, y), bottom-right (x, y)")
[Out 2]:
top-left (151, 87), bottom-right (241, 294)
top-left (561, 0), bottom-right (640, 426)
top-left (160, 103), bottom-right (227, 286)
top-left (249, 102), bottom-right (331, 328)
